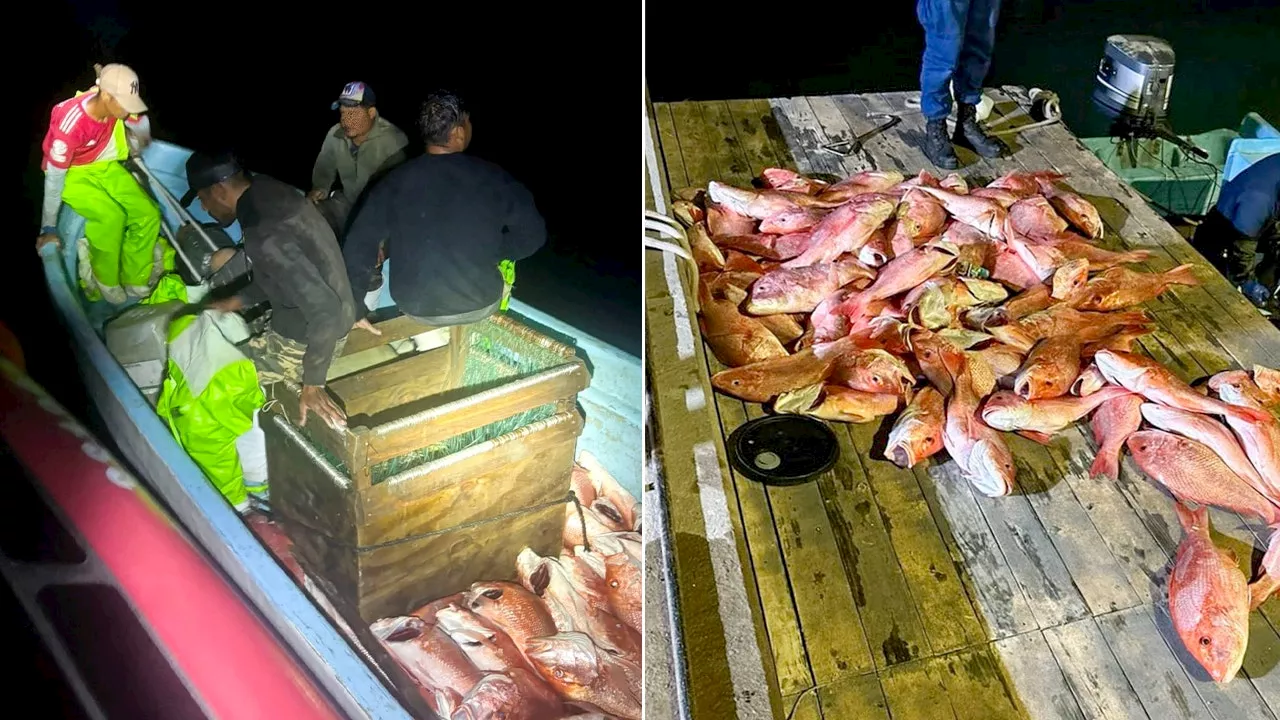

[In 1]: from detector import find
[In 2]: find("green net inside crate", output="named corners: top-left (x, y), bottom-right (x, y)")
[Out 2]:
top-left (302, 317), bottom-right (574, 483)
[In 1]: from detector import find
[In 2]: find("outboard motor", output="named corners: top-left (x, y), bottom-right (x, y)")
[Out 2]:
top-left (1090, 34), bottom-right (1207, 162)
top-left (1092, 34), bottom-right (1176, 121)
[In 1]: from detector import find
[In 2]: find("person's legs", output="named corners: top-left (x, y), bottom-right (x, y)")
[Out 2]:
top-left (60, 166), bottom-right (128, 304)
top-left (952, 0), bottom-right (1004, 158)
top-left (917, 0), bottom-right (968, 168)
top-left (1192, 208), bottom-right (1240, 276)
top-left (101, 162), bottom-right (163, 298)
top-left (241, 329), bottom-right (349, 388)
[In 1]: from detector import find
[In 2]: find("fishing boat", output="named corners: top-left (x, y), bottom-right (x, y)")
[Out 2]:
top-left (36, 138), bottom-right (642, 719)
top-left (1074, 34), bottom-right (1280, 220)
top-left (1081, 111), bottom-right (1279, 219)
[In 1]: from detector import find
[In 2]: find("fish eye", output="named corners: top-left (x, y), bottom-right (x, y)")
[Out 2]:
top-left (1200, 637), bottom-right (1212, 646)
top-left (482, 589), bottom-right (504, 600)
top-left (610, 579), bottom-right (620, 588)
top-left (554, 669), bottom-right (565, 678)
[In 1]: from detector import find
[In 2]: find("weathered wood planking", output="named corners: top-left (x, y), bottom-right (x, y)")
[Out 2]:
top-left (648, 96), bottom-right (780, 720)
top-left (651, 88), bottom-right (1280, 720)
top-left (698, 99), bottom-right (878, 686)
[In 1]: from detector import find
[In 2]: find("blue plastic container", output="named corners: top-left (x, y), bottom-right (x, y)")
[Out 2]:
top-left (1222, 112), bottom-right (1280, 183)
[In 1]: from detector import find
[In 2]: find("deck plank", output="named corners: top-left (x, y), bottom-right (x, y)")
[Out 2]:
top-left (673, 100), bottom-right (815, 702)
top-left (1095, 607), bottom-right (1216, 720)
top-left (878, 652), bottom-right (959, 719)
top-left (1043, 617), bottom-right (1152, 719)
top-left (942, 644), bottom-right (1030, 720)
top-left (701, 98), bottom-right (879, 688)
top-left (650, 99), bottom-right (782, 720)
top-left (994, 631), bottom-right (1087, 720)
top-left (925, 460), bottom-right (1041, 639)
top-left (846, 424), bottom-right (991, 654)
top-left (815, 671), bottom-right (891, 720)
top-left (819, 427), bottom-right (931, 670)
top-left (697, 107), bottom-right (880, 685)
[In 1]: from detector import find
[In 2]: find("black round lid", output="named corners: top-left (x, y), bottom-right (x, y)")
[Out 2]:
top-left (726, 415), bottom-right (840, 487)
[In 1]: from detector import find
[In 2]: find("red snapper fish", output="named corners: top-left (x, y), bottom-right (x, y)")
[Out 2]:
top-left (941, 348), bottom-right (1017, 497)
top-left (912, 185), bottom-right (1008, 240)
top-left (451, 669), bottom-right (565, 720)
top-left (370, 616), bottom-right (482, 718)
top-left (1138, 403), bottom-right (1271, 500)
top-left (1089, 393), bottom-right (1144, 479)
top-left (1094, 350), bottom-right (1273, 425)
top-left (1168, 503), bottom-right (1250, 684)
top-left (760, 167), bottom-right (829, 194)
top-left (526, 632), bottom-right (642, 720)
top-left (884, 386), bottom-right (945, 468)
top-left (707, 180), bottom-right (842, 219)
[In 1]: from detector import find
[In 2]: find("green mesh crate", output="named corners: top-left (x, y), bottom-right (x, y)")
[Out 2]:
top-left (262, 312), bottom-right (591, 620)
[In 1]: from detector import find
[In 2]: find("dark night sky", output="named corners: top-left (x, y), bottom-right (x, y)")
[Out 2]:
top-left (9, 0), bottom-right (639, 403)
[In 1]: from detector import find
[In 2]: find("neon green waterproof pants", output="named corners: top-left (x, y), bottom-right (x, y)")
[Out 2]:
top-left (61, 160), bottom-right (163, 303)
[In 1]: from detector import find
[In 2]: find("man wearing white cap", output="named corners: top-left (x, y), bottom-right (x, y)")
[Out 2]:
top-left (36, 63), bottom-right (164, 304)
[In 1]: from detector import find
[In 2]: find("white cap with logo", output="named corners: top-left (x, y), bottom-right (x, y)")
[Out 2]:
top-left (94, 63), bottom-right (147, 114)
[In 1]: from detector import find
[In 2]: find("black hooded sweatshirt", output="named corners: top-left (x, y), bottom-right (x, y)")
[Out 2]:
top-left (340, 152), bottom-right (547, 319)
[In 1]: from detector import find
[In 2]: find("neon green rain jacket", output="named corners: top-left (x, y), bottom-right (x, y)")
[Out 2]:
top-left (154, 301), bottom-right (266, 512)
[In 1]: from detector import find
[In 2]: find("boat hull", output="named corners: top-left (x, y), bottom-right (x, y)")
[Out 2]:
top-left (37, 139), bottom-right (641, 717)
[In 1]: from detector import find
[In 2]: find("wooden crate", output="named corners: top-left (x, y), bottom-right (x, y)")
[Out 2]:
top-left (261, 312), bottom-right (590, 622)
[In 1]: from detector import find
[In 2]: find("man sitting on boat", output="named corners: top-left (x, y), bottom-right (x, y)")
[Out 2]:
top-left (35, 63), bottom-right (166, 305)
top-left (341, 89), bottom-right (547, 332)
top-left (1193, 151), bottom-right (1280, 313)
top-left (307, 81), bottom-right (410, 237)
top-left (181, 151), bottom-right (370, 431)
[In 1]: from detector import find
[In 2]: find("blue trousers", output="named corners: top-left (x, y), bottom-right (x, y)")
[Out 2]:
top-left (917, 0), bottom-right (1003, 121)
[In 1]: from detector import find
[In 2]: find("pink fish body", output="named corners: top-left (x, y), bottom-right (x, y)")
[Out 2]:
top-left (1168, 504), bottom-right (1250, 684)
top-left (1125, 430), bottom-right (1280, 524)
top-left (1089, 393), bottom-right (1144, 478)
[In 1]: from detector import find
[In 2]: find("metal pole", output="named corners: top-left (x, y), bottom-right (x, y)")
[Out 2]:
top-left (132, 158), bottom-right (224, 255)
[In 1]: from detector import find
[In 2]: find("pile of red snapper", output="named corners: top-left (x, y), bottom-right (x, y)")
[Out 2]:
top-left (677, 166), bottom-right (1280, 684)
top-left (369, 452), bottom-right (643, 720)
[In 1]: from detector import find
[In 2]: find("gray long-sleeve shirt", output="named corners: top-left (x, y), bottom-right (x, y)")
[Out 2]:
top-left (310, 116), bottom-right (410, 206)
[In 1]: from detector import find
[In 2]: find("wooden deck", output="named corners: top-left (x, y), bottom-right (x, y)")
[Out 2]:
top-left (643, 87), bottom-right (1280, 720)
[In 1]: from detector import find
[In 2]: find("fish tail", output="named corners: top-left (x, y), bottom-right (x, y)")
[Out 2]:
top-left (1088, 444), bottom-right (1120, 479)
top-left (1162, 263), bottom-right (1200, 287)
top-left (1174, 501), bottom-right (1209, 534)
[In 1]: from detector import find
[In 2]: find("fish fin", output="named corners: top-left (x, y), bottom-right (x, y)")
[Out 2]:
top-left (1227, 404), bottom-right (1274, 425)
top-left (1107, 309), bottom-right (1152, 326)
top-left (1174, 501), bottom-right (1209, 534)
top-left (1088, 449), bottom-right (1119, 480)
top-left (1249, 574), bottom-right (1280, 611)
top-left (1016, 430), bottom-right (1054, 445)
top-left (1162, 263), bottom-right (1200, 287)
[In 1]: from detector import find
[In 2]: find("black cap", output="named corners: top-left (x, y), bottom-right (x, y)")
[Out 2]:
top-left (332, 81), bottom-right (376, 110)
top-left (181, 151), bottom-right (244, 206)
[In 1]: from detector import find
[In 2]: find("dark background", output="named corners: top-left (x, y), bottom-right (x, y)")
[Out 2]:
top-left (648, 0), bottom-right (1280, 139)
top-left (8, 0), bottom-right (640, 411)
top-left (3, 1), bottom-right (635, 708)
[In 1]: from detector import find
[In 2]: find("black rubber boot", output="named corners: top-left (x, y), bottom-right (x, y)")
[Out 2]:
top-left (922, 118), bottom-right (959, 170)
top-left (953, 103), bottom-right (1005, 158)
